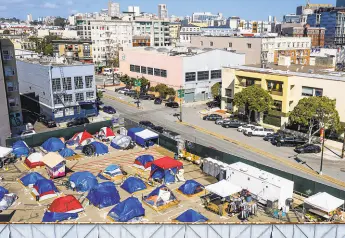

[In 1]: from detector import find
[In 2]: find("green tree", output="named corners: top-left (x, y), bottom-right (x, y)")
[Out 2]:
top-left (289, 96), bottom-right (341, 143)
top-left (165, 87), bottom-right (176, 96)
top-left (139, 76), bottom-right (150, 92)
top-left (97, 90), bottom-right (103, 100)
top-left (54, 17), bottom-right (66, 28)
top-left (154, 83), bottom-right (169, 97)
top-left (119, 74), bottom-right (131, 85)
top-left (43, 44), bottom-right (53, 56)
top-left (211, 82), bottom-right (221, 97)
top-left (233, 85), bottom-right (273, 123)
top-left (3, 29), bottom-right (10, 34)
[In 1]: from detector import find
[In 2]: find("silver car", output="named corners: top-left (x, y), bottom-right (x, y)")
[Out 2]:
top-left (215, 118), bottom-right (232, 125)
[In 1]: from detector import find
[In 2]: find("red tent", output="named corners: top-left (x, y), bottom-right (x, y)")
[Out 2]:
top-left (48, 195), bottom-right (84, 213)
top-left (152, 157), bottom-right (183, 169)
top-left (71, 131), bottom-right (94, 145)
top-left (99, 127), bottom-right (115, 138)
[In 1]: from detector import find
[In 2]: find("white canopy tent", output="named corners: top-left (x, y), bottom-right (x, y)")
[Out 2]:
top-left (0, 147), bottom-right (13, 157)
top-left (304, 192), bottom-right (344, 213)
top-left (135, 129), bottom-right (158, 140)
top-left (205, 180), bottom-right (242, 198)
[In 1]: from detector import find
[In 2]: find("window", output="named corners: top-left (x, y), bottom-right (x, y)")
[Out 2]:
top-left (229, 42), bottom-right (232, 47)
top-left (74, 76), bottom-right (83, 89)
top-left (86, 91), bottom-right (95, 100)
top-left (197, 71), bottom-right (209, 81)
top-left (65, 107), bottom-right (74, 116)
top-left (148, 67), bottom-right (153, 75)
top-left (154, 68), bottom-right (161, 76)
top-left (64, 94), bottom-right (73, 103)
top-left (4, 66), bottom-right (15, 77)
top-left (185, 72), bottom-right (196, 82)
top-left (225, 89), bottom-right (232, 97)
top-left (62, 77), bottom-right (72, 90)
top-left (75, 93), bottom-right (84, 102)
top-left (130, 64), bottom-right (135, 72)
top-left (8, 97), bottom-right (19, 107)
top-left (315, 88), bottom-right (323, 97)
top-left (2, 50), bottom-right (12, 60)
top-left (6, 81), bottom-right (17, 92)
top-left (211, 70), bottom-right (221, 79)
top-left (161, 69), bottom-right (167, 78)
top-left (141, 66), bottom-right (147, 74)
top-left (134, 65), bottom-right (140, 73)
top-left (273, 100), bottom-right (282, 111)
top-left (302, 87), bottom-right (323, 97)
top-left (210, 41), bottom-right (214, 46)
top-left (53, 95), bottom-right (62, 105)
top-left (85, 76), bottom-right (93, 88)
top-left (200, 41), bottom-right (203, 46)
top-left (54, 108), bottom-right (64, 118)
top-left (52, 78), bottom-right (61, 92)
top-left (247, 43), bottom-right (252, 49)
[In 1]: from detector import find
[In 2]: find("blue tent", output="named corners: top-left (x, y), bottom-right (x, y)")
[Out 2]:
top-left (110, 135), bottom-right (132, 150)
top-left (89, 141), bottom-right (108, 155)
top-left (175, 209), bottom-right (208, 223)
top-left (128, 128), bottom-right (158, 147)
top-left (134, 155), bottom-right (154, 169)
top-left (69, 171), bottom-right (98, 192)
top-left (108, 197), bottom-right (145, 222)
top-left (121, 177), bottom-right (147, 194)
top-left (103, 164), bottom-right (122, 177)
top-left (0, 186), bottom-right (9, 200)
top-left (143, 185), bottom-right (177, 208)
top-left (127, 127), bottom-right (144, 140)
top-left (34, 179), bottom-right (58, 195)
top-left (20, 172), bottom-right (45, 187)
top-left (178, 180), bottom-right (204, 195)
top-left (86, 182), bottom-right (120, 208)
top-left (59, 148), bottom-right (76, 158)
top-left (12, 140), bottom-right (30, 158)
top-left (42, 211), bottom-right (78, 222)
top-left (42, 138), bottom-right (65, 152)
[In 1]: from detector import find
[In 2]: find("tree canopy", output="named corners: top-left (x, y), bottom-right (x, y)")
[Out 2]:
top-left (154, 84), bottom-right (175, 98)
top-left (211, 83), bottom-right (221, 97)
top-left (54, 17), bottom-right (66, 28)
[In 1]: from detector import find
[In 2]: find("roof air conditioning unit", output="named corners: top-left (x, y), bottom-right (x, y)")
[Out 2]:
top-left (259, 173), bottom-right (268, 180)
top-left (240, 167), bottom-right (248, 172)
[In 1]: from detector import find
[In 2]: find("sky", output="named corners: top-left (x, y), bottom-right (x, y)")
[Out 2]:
top-left (0, 0), bottom-right (337, 21)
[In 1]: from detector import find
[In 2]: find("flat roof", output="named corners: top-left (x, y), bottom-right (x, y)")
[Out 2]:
top-left (17, 58), bottom-right (94, 67)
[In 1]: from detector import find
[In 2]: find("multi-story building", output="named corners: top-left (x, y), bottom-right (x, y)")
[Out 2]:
top-left (337, 0), bottom-right (345, 7)
top-left (76, 17), bottom-right (92, 40)
top-left (132, 35), bottom-right (150, 47)
top-left (282, 26), bottom-right (325, 47)
top-left (283, 14), bottom-right (301, 23)
top-left (37, 29), bottom-right (78, 39)
top-left (128, 6), bottom-right (140, 16)
top-left (52, 39), bottom-right (93, 63)
top-left (0, 39), bottom-right (23, 143)
top-left (158, 4), bottom-right (168, 20)
top-left (108, 1), bottom-right (120, 18)
top-left (169, 22), bottom-right (181, 46)
top-left (296, 3), bottom-right (333, 15)
top-left (252, 21), bottom-right (273, 33)
top-left (26, 14), bottom-right (33, 23)
top-left (133, 18), bottom-right (170, 47)
top-left (226, 17), bottom-right (240, 29)
top-left (119, 47), bottom-right (245, 102)
top-left (180, 24), bottom-right (201, 44)
top-left (192, 12), bottom-right (223, 23)
top-left (17, 58), bottom-right (97, 122)
top-left (201, 27), bottom-right (235, 37)
top-left (8, 36), bottom-right (36, 51)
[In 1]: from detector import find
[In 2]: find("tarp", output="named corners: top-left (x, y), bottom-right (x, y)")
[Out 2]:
top-left (175, 209), bottom-right (208, 223)
top-left (305, 192), bottom-right (344, 213)
top-left (0, 186), bottom-right (9, 201)
top-left (70, 131), bottom-right (94, 146)
top-left (69, 171), bottom-right (98, 192)
top-left (59, 148), bottom-right (76, 158)
top-left (110, 135), bottom-right (132, 149)
top-left (178, 180), bottom-right (204, 195)
top-left (108, 197), bottom-right (145, 222)
top-left (134, 154), bottom-right (154, 169)
top-left (34, 179), bottom-right (58, 197)
top-left (42, 212), bottom-right (78, 222)
top-left (0, 147), bottom-right (13, 157)
top-left (42, 152), bottom-right (65, 168)
top-left (42, 138), bottom-right (65, 152)
top-left (127, 127), bottom-right (144, 140)
top-left (130, 129), bottom-right (158, 147)
top-left (48, 195), bottom-right (83, 213)
top-left (152, 157), bottom-right (183, 170)
top-left (121, 177), bottom-right (147, 194)
top-left (20, 172), bottom-right (45, 187)
top-left (205, 180), bottom-right (242, 198)
top-left (25, 152), bottom-right (44, 168)
top-left (144, 185), bottom-right (177, 208)
top-left (86, 182), bottom-right (120, 208)
top-left (0, 193), bottom-right (17, 211)
top-left (99, 127), bottom-right (115, 138)
top-left (103, 164), bottom-right (122, 177)
top-left (12, 140), bottom-right (30, 158)
top-left (150, 157), bottom-right (183, 183)
top-left (89, 141), bottom-right (108, 155)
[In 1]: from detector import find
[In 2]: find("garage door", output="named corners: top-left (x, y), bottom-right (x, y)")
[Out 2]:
top-left (184, 92), bottom-right (195, 103)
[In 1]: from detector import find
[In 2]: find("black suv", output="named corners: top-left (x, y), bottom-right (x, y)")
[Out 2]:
top-left (222, 120), bottom-right (246, 128)
top-left (203, 114), bottom-right (222, 121)
top-left (154, 98), bottom-right (162, 105)
top-left (42, 119), bottom-right (57, 128)
top-left (206, 101), bottom-right (221, 108)
top-left (139, 120), bottom-right (155, 128)
top-left (294, 144), bottom-right (321, 154)
top-left (67, 117), bottom-right (90, 127)
top-left (165, 102), bottom-right (179, 108)
top-left (272, 136), bottom-right (306, 147)
top-left (263, 132), bottom-right (284, 142)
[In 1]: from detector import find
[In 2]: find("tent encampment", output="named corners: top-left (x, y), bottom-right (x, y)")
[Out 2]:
top-left (110, 135), bottom-right (133, 150)
top-left (150, 157), bottom-right (183, 184)
top-left (32, 178), bottom-right (59, 201)
top-left (128, 128), bottom-right (158, 147)
top-left (69, 171), bottom-right (98, 192)
top-left (108, 197), bottom-right (145, 222)
top-left (59, 148), bottom-right (76, 158)
top-left (174, 209), bottom-right (208, 223)
top-left (121, 177), bottom-right (147, 194)
top-left (24, 152), bottom-right (44, 169)
top-left (42, 153), bottom-right (66, 179)
top-left (99, 127), bottom-right (115, 140)
top-left (82, 142), bottom-right (108, 156)
top-left (20, 172), bottom-right (45, 187)
top-left (178, 180), bottom-right (204, 196)
top-left (43, 195), bottom-right (82, 222)
top-left (69, 131), bottom-right (94, 146)
top-left (12, 140), bottom-right (30, 158)
top-left (304, 192), bottom-right (344, 214)
top-left (42, 138), bottom-right (65, 152)
top-left (101, 164), bottom-right (123, 181)
top-left (205, 180), bottom-right (242, 198)
top-left (143, 185), bottom-right (179, 211)
top-left (133, 154), bottom-right (154, 171)
top-left (86, 182), bottom-right (120, 208)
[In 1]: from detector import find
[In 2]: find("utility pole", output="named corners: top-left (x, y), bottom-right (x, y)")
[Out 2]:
top-left (320, 127), bottom-right (325, 175)
top-left (178, 86), bottom-right (184, 122)
top-left (342, 129), bottom-right (345, 158)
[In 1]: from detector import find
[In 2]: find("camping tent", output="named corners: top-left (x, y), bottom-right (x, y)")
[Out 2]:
top-left (304, 192), bottom-right (344, 213)
top-left (43, 195), bottom-right (83, 222)
top-left (101, 164), bottom-right (123, 180)
top-left (42, 138), bottom-right (65, 152)
top-left (83, 142), bottom-right (108, 156)
top-left (32, 178), bottom-right (59, 201)
top-left (42, 211), bottom-right (78, 222)
top-left (143, 185), bottom-right (179, 211)
top-left (86, 182), bottom-right (120, 208)
top-left (133, 154), bottom-right (154, 171)
top-left (0, 147), bottom-right (13, 157)
top-left (108, 197), bottom-right (145, 222)
top-left (69, 131), bottom-right (94, 146)
top-left (59, 148), bottom-right (76, 158)
top-left (69, 171), bottom-right (98, 192)
top-left (12, 140), bottom-right (30, 158)
top-left (0, 191), bottom-right (17, 212)
top-left (110, 135), bottom-right (132, 150)
top-left (128, 128), bottom-right (159, 147)
top-left (0, 186), bottom-right (9, 201)
top-left (121, 177), bottom-right (147, 194)
top-left (42, 153), bottom-right (66, 179)
top-left (24, 152), bottom-right (44, 169)
top-left (175, 209), bottom-right (208, 223)
top-left (150, 157), bottom-right (183, 184)
top-left (20, 172), bottom-right (45, 187)
top-left (205, 180), bottom-right (242, 198)
top-left (178, 180), bottom-right (204, 196)
top-left (99, 127), bottom-right (115, 140)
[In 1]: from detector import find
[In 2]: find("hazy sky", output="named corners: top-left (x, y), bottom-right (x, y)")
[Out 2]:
top-left (0, 0), bottom-right (336, 21)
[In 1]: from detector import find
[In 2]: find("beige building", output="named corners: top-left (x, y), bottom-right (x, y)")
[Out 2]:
top-left (169, 22), bottom-right (181, 46)
top-left (52, 39), bottom-right (92, 63)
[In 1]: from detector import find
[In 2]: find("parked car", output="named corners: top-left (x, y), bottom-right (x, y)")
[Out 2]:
top-left (21, 130), bottom-right (36, 137)
top-left (272, 136), bottom-right (306, 147)
top-left (139, 120), bottom-right (155, 128)
top-left (215, 118), bottom-right (232, 125)
top-left (294, 144), bottom-right (321, 154)
top-left (244, 126), bottom-right (274, 137)
top-left (124, 90), bottom-right (137, 97)
top-left (263, 132), bottom-right (285, 142)
top-left (206, 100), bottom-right (221, 108)
top-left (154, 98), bottom-right (163, 105)
top-left (115, 87), bottom-right (125, 92)
top-left (203, 114), bottom-right (222, 121)
top-left (67, 117), bottom-right (90, 127)
top-left (237, 124), bottom-right (256, 133)
top-left (37, 114), bottom-right (46, 122)
top-left (165, 102), bottom-right (179, 108)
top-left (152, 126), bottom-right (164, 133)
top-left (103, 106), bottom-right (116, 114)
top-left (222, 120), bottom-right (246, 128)
top-left (42, 119), bottom-right (57, 128)
top-left (117, 88), bottom-right (130, 94)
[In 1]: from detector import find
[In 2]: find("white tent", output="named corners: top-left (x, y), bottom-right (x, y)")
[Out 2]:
top-left (27, 152), bottom-right (43, 163)
top-left (135, 129), bottom-right (158, 140)
top-left (0, 147), bottom-right (13, 157)
top-left (304, 192), bottom-right (344, 213)
top-left (205, 180), bottom-right (242, 198)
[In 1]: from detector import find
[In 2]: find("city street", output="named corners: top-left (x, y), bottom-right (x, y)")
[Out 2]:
top-left (100, 89), bottom-right (345, 190)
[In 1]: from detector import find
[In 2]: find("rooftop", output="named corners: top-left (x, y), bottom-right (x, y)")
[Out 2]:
top-left (17, 56), bottom-right (94, 67)
top-left (52, 39), bottom-right (92, 44)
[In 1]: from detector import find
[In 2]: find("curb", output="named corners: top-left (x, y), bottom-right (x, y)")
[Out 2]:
top-left (104, 94), bottom-right (142, 109)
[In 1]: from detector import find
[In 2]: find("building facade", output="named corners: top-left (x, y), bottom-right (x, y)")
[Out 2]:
top-left (108, 2), bottom-right (120, 18)
top-left (52, 39), bottom-right (93, 63)
top-left (169, 22), bottom-right (181, 46)
top-left (180, 25), bottom-right (201, 44)
top-left (201, 27), bottom-right (235, 37)
top-left (132, 35), bottom-right (150, 47)
top-left (282, 26), bottom-right (325, 47)
top-left (133, 19), bottom-right (170, 47)
top-left (192, 12), bottom-right (223, 23)
top-left (17, 59), bottom-right (97, 122)
top-left (158, 4), bottom-right (168, 19)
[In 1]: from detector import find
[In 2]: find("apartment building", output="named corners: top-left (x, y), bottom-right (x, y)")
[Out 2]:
top-left (76, 18), bottom-right (92, 40)
top-left (17, 58), bottom-right (97, 122)
top-left (133, 18), bottom-right (170, 47)
top-left (52, 39), bottom-right (93, 63)
top-left (108, 1), bottom-right (120, 18)
top-left (282, 26), bottom-right (325, 47)
top-left (221, 64), bottom-right (345, 127)
top-left (0, 39), bottom-right (23, 143)
top-left (192, 12), bottom-right (223, 23)
top-left (201, 27), bottom-right (236, 37)
top-left (180, 24), bottom-right (202, 44)
top-left (158, 4), bottom-right (168, 20)
top-left (169, 22), bottom-right (181, 46)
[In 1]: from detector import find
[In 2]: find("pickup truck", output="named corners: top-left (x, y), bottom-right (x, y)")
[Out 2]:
top-left (244, 126), bottom-right (274, 137)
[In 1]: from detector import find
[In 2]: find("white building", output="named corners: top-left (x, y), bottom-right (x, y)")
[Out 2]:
top-left (37, 29), bottom-right (78, 39)
top-left (180, 24), bottom-right (202, 44)
top-left (226, 17), bottom-right (240, 29)
top-left (68, 15), bottom-right (77, 25)
top-left (158, 4), bottom-right (168, 19)
top-left (201, 27), bottom-right (235, 37)
top-left (26, 14), bottom-right (33, 23)
top-left (128, 6), bottom-right (140, 17)
top-left (133, 18), bottom-right (170, 47)
top-left (108, 1), bottom-right (120, 18)
top-left (192, 12), bottom-right (223, 23)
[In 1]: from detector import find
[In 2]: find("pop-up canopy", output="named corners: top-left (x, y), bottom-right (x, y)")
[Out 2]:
top-left (304, 192), bottom-right (344, 213)
top-left (150, 157), bottom-right (183, 183)
top-left (205, 180), bottom-right (242, 198)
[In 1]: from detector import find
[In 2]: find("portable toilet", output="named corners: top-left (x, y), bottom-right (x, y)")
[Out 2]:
top-left (214, 161), bottom-right (221, 179)
top-left (218, 162), bottom-right (227, 181)
top-left (202, 158), bottom-right (210, 175)
top-left (208, 160), bottom-right (215, 177)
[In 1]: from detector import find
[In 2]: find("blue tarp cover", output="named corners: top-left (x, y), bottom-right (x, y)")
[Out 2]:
top-left (42, 138), bottom-right (65, 152)
top-left (20, 172), bottom-right (45, 187)
top-left (34, 179), bottom-right (58, 195)
top-left (121, 177), bottom-right (147, 194)
top-left (90, 141), bottom-right (108, 155)
top-left (178, 180), bottom-right (204, 195)
top-left (104, 164), bottom-right (122, 177)
top-left (12, 140), bottom-right (30, 158)
top-left (175, 209), bottom-right (208, 223)
top-left (86, 182), bottom-right (120, 208)
top-left (151, 166), bottom-right (178, 184)
top-left (42, 211), bottom-right (78, 222)
top-left (108, 197), bottom-right (145, 222)
top-left (0, 186), bottom-right (9, 201)
top-left (69, 171), bottom-right (98, 192)
top-left (127, 127), bottom-right (144, 140)
top-left (59, 148), bottom-right (76, 158)
top-left (135, 155), bottom-right (154, 167)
